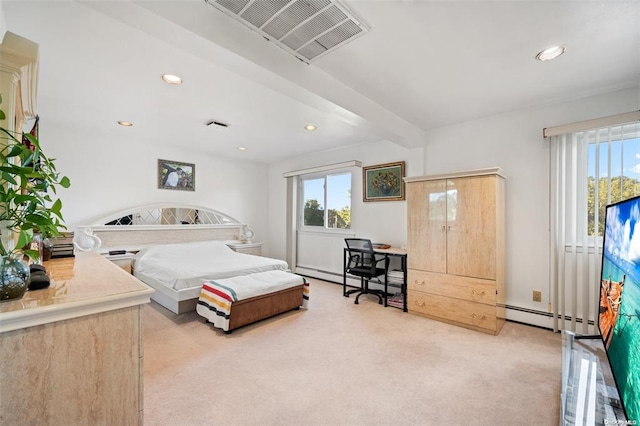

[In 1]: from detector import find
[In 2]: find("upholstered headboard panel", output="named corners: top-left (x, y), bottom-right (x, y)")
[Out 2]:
top-left (75, 203), bottom-right (252, 252)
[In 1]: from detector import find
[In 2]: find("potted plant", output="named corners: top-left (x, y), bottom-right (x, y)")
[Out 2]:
top-left (0, 94), bottom-right (70, 301)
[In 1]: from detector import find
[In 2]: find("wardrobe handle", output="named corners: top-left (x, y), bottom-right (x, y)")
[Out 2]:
top-left (471, 313), bottom-right (486, 320)
top-left (472, 289), bottom-right (486, 296)
top-left (414, 280), bottom-right (426, 286)
top-left (414, 300), bottom-right (426, 307)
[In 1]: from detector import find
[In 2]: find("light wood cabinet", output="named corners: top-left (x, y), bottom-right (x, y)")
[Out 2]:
top-left (406, 168), bottom-right (505, 335)
top-left (0, 253), bottom-right (154, 425)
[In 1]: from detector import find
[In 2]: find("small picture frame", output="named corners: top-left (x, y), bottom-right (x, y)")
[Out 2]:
top-left (363, 161), bottom-right (405, 202)
top-left (158, 159), bottom-right (195, 191)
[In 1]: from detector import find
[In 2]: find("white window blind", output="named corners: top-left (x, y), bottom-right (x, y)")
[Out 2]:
top-left (549, 112), bottom-right (640, 333)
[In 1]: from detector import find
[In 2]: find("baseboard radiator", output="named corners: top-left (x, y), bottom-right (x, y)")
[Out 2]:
top-left (295, 265), bottom-right (389, 291)
top-left (296, 265), bottom-right (590, 331)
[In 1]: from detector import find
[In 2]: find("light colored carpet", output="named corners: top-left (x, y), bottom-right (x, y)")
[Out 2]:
top-left (143, 278), bottom-right (561, 425)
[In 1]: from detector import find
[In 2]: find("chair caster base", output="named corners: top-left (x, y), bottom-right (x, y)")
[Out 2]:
top-left (353, 293), bottom-right (384, 305)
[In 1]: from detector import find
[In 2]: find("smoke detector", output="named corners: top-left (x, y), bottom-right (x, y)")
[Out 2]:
top-left (204, 0), bottom-right (369, 63)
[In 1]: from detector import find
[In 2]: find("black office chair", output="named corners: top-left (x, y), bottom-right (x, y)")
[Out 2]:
top-left (343, 238), bottom-right (389, 305)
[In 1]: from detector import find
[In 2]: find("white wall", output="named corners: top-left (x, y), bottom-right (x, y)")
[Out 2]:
top-left (422, 87), bottom-right (640, 327)
top-left (41, 118), bottom-right (269, 244)
top-left (266, 140), bottom-right (423, 267)
top-left (266, 87), bottom-right (640, 328)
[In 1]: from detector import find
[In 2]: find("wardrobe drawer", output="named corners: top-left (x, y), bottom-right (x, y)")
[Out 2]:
top-left (407, 269), bottom-right (496, 305)
top-left (407, 291), bottom-right (498, 332)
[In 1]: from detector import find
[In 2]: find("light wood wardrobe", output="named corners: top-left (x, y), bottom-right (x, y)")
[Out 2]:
top-left (405, 168), bottom-right (506, 335)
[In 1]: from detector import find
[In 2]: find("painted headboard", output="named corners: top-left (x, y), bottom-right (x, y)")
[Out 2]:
top-left (75, 203), bottom-right (253, 253)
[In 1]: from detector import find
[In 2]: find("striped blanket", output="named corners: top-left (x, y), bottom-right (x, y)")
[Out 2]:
top-left (196, 270), bottom-right (309, 332)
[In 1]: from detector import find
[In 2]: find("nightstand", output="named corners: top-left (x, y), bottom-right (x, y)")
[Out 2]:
top-left (102, 252), bottom-right (135, 274)
top-left (226, 242), bottom-right (263, 256)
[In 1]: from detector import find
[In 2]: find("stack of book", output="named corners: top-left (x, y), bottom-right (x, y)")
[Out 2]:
top-left (387, 269), bottom-right (405, 289)
top-left (50, 231), bottom-right (75, 258)
top-left (387, 269), bottom-right (405, 309)
top-left (387, 292), bottom-right (404, 309)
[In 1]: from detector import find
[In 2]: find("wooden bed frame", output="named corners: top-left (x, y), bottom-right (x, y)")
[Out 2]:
top-left (75, 204), bottom-right (303, 324)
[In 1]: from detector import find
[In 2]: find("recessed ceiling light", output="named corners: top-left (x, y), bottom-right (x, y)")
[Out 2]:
top-left (536, 46), bottom-right (566, 61)
top-left (238, 147), bottom-right (247, 151)
top-left (304, 124), bottom-right (317, 131)
top-left (162, 74), bottom-right (182, 84)
top-left (117, 121), bottom-right (133, 127)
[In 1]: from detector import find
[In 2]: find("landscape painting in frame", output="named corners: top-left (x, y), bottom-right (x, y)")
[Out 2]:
top-left (363, 161), bottom-right (405, 202)
top-left (158, 159), bottom-right (195, 191)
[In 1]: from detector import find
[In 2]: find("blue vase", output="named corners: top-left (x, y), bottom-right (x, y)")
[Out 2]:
top-left (0, 255), bottom-right (30, 301)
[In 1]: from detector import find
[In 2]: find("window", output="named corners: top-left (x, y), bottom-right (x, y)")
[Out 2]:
top-left (586, 123), bottom-right (640, 236)
top-left (301, 172), bottom-right (351, 229)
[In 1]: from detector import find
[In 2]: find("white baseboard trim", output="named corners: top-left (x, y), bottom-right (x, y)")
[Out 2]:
top-left (295, 266), bottom-right (561, 331)
top-left (505, 308), bottom-right (555, 330)
top-left (295, 267), bottom-right (389, 291)
top-left (295, 267), bottom-right (351, 285)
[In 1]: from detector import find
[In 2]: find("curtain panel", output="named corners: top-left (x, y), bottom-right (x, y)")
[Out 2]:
top-left (550, 132), bottom-right (599, 334)
top-left (549, 116), bottom-right (640, 333)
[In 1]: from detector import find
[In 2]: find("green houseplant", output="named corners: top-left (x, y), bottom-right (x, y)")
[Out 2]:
top-left (0, 93), bottom-right (70, 300)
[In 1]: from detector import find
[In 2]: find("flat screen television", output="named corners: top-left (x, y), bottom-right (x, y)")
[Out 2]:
top-left (599, 195), bottom-right (640, 421)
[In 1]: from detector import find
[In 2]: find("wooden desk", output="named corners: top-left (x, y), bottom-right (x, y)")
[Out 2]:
top-left (342, 247), bottom-right (408, 311)
top-left (0, 252), bottom-right (154, 425)
top-left (374, 247), bottom-right (407, 256)
top-left (375, 247), bottom-right (407, 311)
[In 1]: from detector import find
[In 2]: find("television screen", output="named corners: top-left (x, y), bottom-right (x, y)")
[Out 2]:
top-left (599, 195), bottom-right (640, 421)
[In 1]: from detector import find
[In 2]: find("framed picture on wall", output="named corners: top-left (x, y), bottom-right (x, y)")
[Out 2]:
top-left (362, 161), bottom-right (405, 202)
top-left (158, 159), bottom-right (195, 191)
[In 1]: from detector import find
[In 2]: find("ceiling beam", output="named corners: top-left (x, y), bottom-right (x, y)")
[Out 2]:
top-left (81, 0), bottom-right (426, 149)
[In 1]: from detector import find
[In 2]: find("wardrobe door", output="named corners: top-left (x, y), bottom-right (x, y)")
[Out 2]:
top-left (446, 175), bottom-right (497, 280)
top-left (407, 179), bottom-right (447, 273)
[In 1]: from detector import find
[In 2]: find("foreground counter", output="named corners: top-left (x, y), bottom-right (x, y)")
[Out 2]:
top-left (0, 251), bottom-right (154, 425)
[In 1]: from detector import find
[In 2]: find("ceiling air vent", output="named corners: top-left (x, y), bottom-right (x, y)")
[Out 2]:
top-left (204, 0), bottom-right (369, 63)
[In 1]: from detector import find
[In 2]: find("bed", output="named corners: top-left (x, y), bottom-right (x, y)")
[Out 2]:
top-left (133, 240), bottom-right (288, 292)
top-left (75, 204), bottom-right (307, 325)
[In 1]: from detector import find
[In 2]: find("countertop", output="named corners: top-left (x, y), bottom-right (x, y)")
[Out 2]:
top-left (0, 251), bottom-right (154, 333)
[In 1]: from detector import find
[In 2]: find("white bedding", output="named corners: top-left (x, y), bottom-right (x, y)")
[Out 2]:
top-left (133, 240), bottom-right (288, 291)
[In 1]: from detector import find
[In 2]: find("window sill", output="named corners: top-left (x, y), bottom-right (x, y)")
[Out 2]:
top-left (298, 229), bottom-right (356, 237)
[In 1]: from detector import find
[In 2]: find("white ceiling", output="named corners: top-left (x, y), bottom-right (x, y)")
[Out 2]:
top-left (4, 0), bottom-right (640, 163)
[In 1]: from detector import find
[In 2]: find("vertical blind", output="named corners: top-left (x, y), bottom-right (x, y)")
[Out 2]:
top-left (549, 115), bottom-right (640, 333)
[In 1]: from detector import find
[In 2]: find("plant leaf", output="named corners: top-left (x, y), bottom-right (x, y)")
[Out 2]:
top-left (24, 213), bottom-right (50, 226)
top-left (51, 198), bottom-right (62, 214)
top-left (16, 230), bottom-right (32, 252)
top-left (22, 249), bottom-right (39, 262)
